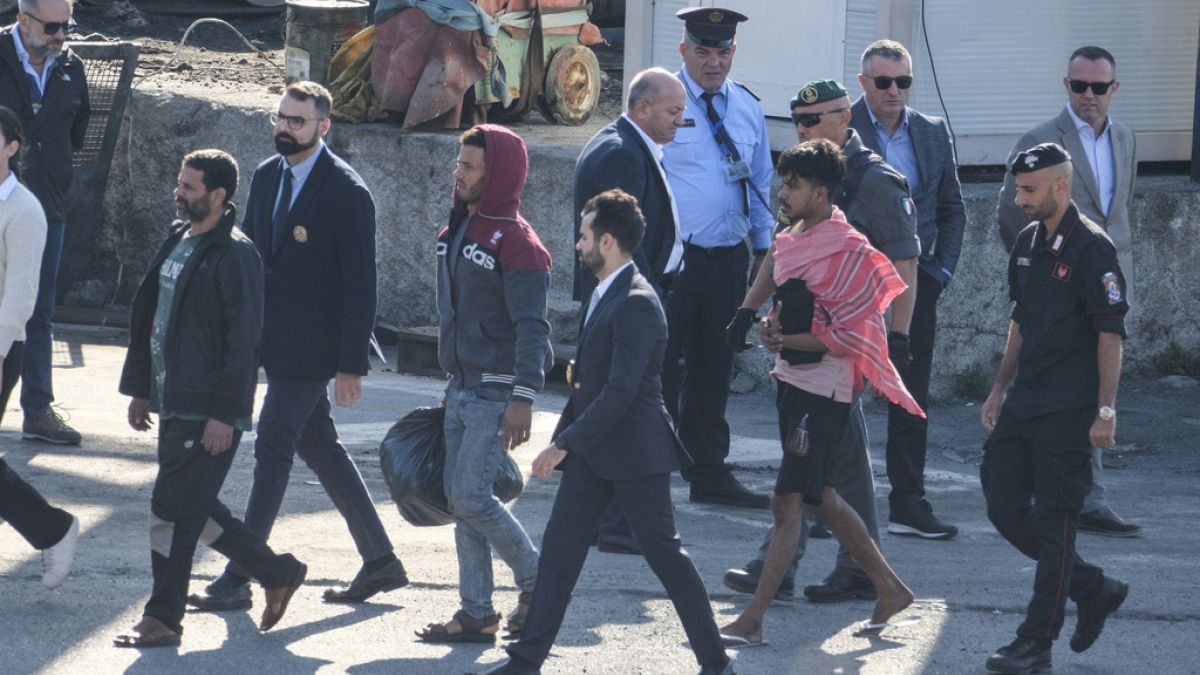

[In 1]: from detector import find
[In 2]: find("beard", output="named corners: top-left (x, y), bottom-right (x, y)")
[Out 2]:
top-left (580, 246), bottom-right (604, 276)
top-left (274, 131), bottom-right (318, 157)
top-left (177, 196), bottom-right (211, 223)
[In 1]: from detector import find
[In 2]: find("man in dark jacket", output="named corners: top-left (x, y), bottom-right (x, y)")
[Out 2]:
top-left (189, 82), bottom-right (407, 612)
top-left (416, 124), bottom-right (549, 644)
top-left (486, 190), bottom-right (731, 675)
top-left (0, 0), bottom-right (89, 445)
top-left (115, 150), bottom-right (306, 648)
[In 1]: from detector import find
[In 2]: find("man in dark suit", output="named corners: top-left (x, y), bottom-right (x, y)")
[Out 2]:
top-left (571, 66), bottom-right (685, 555)
top-left (0, 0), bottom-right (89, 445)
top-left (850, 40), bottom-right (965, 540)
top-left (188, 82), bottom-right (408, 612)
top-left (483, 190), bottom-right (732, 675)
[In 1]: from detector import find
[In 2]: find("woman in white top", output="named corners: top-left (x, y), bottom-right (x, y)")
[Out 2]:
top-left (0, 105), bottom-right (78, 589)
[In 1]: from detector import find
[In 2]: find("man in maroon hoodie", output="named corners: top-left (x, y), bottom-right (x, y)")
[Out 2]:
top-left (417, 125), bottom-right (552, 644)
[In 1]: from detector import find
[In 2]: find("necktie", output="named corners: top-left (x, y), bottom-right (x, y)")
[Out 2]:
top-left (271, 166), bottom-right (293, 255)
top-left (700, 91), bottom-right (749, 215)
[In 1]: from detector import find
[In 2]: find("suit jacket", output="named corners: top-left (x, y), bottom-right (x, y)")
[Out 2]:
top-left (553, 264), bottom-right (691, 481)
top-left (242, 146), bottom-right (377, 381)
top-left (572, 116), bottom-right (676, 301)
top-left (850, 97), bottom-right (965, 285)
top-left (997, 107), bottom-right (1137, 281)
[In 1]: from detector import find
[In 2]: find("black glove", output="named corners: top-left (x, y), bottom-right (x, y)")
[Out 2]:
top-left (887, 331), bottom-right (911, 377)
top-left (725, 307), bottom-right (757, 352)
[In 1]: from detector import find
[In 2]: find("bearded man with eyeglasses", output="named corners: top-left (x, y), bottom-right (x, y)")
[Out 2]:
top-left (0, 0), bottom-right (90, 446)
top-left (186, 81), bottom-right (410, 614)
top-left (997, 46), bottom-right (1142, 539)
top-left (848, 39), bottom-right (966, 543)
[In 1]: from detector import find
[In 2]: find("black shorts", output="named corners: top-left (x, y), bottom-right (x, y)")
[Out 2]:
top-left (775, 381), bottom-right (850, 505)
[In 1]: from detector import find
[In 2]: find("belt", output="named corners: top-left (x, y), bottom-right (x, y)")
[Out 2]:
top-left (684, 242), bottom-right (742, 256)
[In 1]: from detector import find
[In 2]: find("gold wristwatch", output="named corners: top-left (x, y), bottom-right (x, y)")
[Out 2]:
top-left (1097, 406), bottom-right (1116, 421)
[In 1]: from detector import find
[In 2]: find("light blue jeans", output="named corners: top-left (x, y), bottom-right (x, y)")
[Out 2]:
top-left (443, 385), bottom-right (538, 619)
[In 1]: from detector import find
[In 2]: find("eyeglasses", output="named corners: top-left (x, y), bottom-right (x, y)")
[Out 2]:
top-left (270, 113), bottom-right (323, 131)
top-left (791, 107), bottom-right (849, 128)
top-left (23, 13), bottom-right (76, 37)
top-left (1067, 78), bottom-right (1114, 96)
top-left (870, 75), bottom-right (913, 90)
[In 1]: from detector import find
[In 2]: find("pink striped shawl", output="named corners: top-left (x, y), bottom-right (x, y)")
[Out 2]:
top-left (772, 208), bottom-right (925, 418)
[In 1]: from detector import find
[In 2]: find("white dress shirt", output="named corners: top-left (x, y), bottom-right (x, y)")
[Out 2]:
top-left (1066, 105), bottom-right (1115, 217)
top-left (585, 260), bottom-right (633, 325)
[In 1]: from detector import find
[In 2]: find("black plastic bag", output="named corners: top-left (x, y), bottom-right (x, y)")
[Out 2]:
top-left (379, 406), bottom-right (525, 527)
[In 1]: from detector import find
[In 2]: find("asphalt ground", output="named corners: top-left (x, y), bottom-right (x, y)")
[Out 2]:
top-left (1, 326), bottom-right (1196, 674)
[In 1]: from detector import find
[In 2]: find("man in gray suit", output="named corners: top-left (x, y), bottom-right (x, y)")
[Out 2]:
top-left (851, 40), bottom-right (965, 541)
top-left (997, 45), bottom-right (1141, 538)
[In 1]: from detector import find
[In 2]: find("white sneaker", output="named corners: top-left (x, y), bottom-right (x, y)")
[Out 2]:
top-left (42, 516), bottom-right (79, 589)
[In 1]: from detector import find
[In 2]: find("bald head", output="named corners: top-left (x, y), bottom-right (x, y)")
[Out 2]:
top-left (627, 68), bottom-right (686, 145)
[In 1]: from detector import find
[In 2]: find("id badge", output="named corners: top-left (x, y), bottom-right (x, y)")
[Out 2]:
top-left (725, 158), bottom-right (751, 182)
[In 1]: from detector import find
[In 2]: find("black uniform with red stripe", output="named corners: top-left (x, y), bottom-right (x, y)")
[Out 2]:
top-left (981, 202), bottom-right (1128, 642)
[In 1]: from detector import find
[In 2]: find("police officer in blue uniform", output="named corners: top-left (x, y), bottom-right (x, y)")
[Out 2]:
top-left (661, 7), bottom-right (773, 508)
top-left (980, 143), bottom-right (1129, 674)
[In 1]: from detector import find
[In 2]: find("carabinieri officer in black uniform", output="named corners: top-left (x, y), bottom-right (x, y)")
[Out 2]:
top-left (979, 143), bottom-right (1130, 674)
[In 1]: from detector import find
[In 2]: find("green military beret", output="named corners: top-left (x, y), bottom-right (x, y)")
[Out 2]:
top-left (790, 79), bottom-right (848, 108)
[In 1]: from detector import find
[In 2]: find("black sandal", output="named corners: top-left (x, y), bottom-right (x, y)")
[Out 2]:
top-left (503, 590), bottom-right (535, 640)
top-left (415, 609), bottom-right (500, 643)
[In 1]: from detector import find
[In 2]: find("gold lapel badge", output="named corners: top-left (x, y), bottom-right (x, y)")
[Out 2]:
top-left (293, 225), bottom-right (308, 243)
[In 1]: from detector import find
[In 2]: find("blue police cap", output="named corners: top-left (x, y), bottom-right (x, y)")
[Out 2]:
top-left (676, 7), bottom-right (747, 48)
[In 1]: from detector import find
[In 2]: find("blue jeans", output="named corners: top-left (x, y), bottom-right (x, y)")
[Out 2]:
top-left (21, 218), bottom-right (64, 417)
top-left (443, 385), bottom-right (538, 619)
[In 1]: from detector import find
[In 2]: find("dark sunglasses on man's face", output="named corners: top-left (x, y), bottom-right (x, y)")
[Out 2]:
top-left (24, 13), bottom-right (77, 36)
top-left (1067, 79), bottom-right (1114, 96)
top-left (791, 107), bottom-right (849, 128)
top-left (871, 75), bottom-right (913, 90)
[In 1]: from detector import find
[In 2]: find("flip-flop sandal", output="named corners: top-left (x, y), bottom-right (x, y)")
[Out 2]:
top-left (720, 633), bottom-right (767, 648)
top-left (415, 609), bottom-right (500, 644)
top-left (113, 632), bottom-right (182, 648)
top-left (852, 614), bottom-right (921, 637)
top-left (260, 562), bottom-right (308, 631)
top-left (502, 590), bottom-right (535, 640)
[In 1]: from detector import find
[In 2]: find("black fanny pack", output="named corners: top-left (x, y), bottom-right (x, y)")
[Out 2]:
top-left (774, 278), bottom-right (822, 365)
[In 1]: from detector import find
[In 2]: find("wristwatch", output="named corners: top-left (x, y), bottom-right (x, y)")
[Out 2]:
top-left (1097, 406), bottom-right (1116, 421)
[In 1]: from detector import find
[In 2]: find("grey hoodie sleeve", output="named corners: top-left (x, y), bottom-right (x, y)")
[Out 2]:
top-left (502, 266), bottom-right (551, 403)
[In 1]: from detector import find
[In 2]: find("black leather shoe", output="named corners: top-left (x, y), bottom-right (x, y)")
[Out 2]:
top-left (689, 476), bottom-right (770, 509)
top-left (697, 658), bottom-right (735, 675)
top-left (888, 499), bottom-right (959, 540)
top-left (1079, 508), bottom-right (1143, 537)
top-left (722, 560), bottom-right (793, 601)
top-left (985, 637), bottom-right (1052, 673)
top-left (803, 567), bottom-right (876, 603)
top-left (473, 657), bottom-right (541, 674)
top-left (188, 574), bottom-right (252, 611)
top-left (1070, 576), bottom-right (1129, 653)
top-left (323, 558), bottom-right (409, 603)
top-left (597, 538), bottom-right (641, 555)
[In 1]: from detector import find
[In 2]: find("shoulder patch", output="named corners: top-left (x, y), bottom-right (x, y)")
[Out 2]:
top-left (732, 80), bottom-right (761, 101)
top-left (1101, 272), bottom-right (1123, 304)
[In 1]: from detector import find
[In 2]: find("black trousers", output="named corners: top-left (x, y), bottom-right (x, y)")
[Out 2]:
top-left (885, 270), bottom-right (942, 507)
top-left (981, 405), bottom-right (1105, 641)
top-left (661, 244), bottom-right (748, 484)
top-left (506, 458), bottom-right (726, 670)
top-left (146, 418), bottom-right (299, 633)
top-left (0, 342), bottom-right (73, 550)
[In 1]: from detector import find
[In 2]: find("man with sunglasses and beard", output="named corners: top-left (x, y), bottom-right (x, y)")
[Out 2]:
top-left (188, 81), bottom-right (409, 614)
top-left (0, 0), bottom-right (90, 446)
top-left (997, 46), bottom-right (1141, 539)
top-left (723, 79), bottom-right (918, 607)
top-left (849, 40), bottom-right (965, 542)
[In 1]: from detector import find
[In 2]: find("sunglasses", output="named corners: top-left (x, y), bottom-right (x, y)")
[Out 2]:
top-left (24, 12), bottom-right (76, 36)
top-left (1067, 78), bottom-right (1114, 95)
top-left (791, 107), bottom-right (849, 128)
top-left (870, 75), bottom-right (913, 90)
